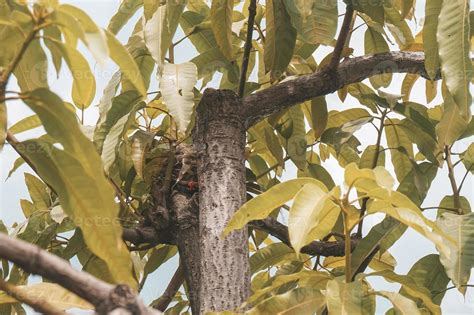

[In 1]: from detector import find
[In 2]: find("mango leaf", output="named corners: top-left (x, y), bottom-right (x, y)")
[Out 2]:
top-left (289, 184), bottom-right (339, 255)
top-left (144, 1), bottom-right (186, 68)
top-left (160, 62), bottom-right (198, 134)
top-left (436, 91), bottom-right (469, 148)
top-left (367, 270), bottom-right (441, 315)
top-left (284, 0), bottom-right (338, 45)
top-left (250, 243), bottom-right (296, 274)
top-left (364, 26), bottom-right (391, 88)
top-left (8, 115), bottom-right (41, 134)
top-left (350, 0), bottom-right (384, 24)
top-left (108, 0), bottom-right (143, 35)
top-left (43, 38), bottom-right (96, 109)
top-left (24, 173), bottom-right (50, 211)
top-left (309, 96), bottom-right (327, 141)
top-left (247, 287), bottom-right (325, 315)
top-left (14, 40), bottom-right (48, 92)
top-left (436, 212), bottom-right (474, 294)
top-left (461, 143), bottom-right (474, 173)
top-left (19, 89), bottom-right (135, 287)
top-left (210, 0), bottom-right (233, 61)
top-left (106, 31), bottom-right (147, 96)
top-left (423, 0), bottom-right (442, 79)
top-left (223, 178), bottom-right (327, 235)
top-left (326, 277), bottom-right (375, 315)
top-left (0, 283), bottom-right (93, 310)
top-left (265, 0), bottom-right (297, 80)
top-left (0, 102), bottom-right (5, 150)
top-left (286, 106), bottom-right (307, 169)
top-left (437, 0), bottom-right (472, 119)
top-left (384, 5), bottom-right (414, 49)
top-left (384, 119), bottom-right (414, 182)
top-left (401, 254), bottom-right (449, 306)
top-left (374, 291), bottom-right (421, 315)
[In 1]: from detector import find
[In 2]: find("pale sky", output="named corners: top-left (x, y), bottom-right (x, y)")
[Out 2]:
top-left (0, 1), bottom-right (472, 314)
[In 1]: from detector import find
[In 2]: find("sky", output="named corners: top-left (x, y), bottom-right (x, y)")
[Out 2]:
top-left (0, 0), bottom-right (473, 314)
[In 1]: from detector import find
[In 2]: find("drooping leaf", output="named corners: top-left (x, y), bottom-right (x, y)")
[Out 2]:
top-left (108, 0), bottom-right (143, 35)
top-left (224, 178), bottom-right (327, 235)
top-left (436, 91), bottom-right (469, 147)
top-left (364, 26), bottom-right (391, 88)
top-left (250, 243), bottom-right (296, 274)
top-left (374, 291), bottom-right (421, 315)
top-left (286, 106), bottom-right (307, 169)
top-left (210, 0), bottom-right (234, 61)
top-left (437, 0), bottom-right (472, 119)
top-left (436, 212), bottom-right (474, 294)
top-left (160, 62), bottom-right (198, 134)
top-left (19, 89), bottom-right (135, 287)
top-left (423, 0), bottom-right (442, 79)
top-left (384, 119), bottom-right (414, 182)
top-left (265, 0), bottom-right (297, 80)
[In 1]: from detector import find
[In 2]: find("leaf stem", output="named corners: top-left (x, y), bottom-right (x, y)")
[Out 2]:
top-left (445, 146), bottom-right (462, 214)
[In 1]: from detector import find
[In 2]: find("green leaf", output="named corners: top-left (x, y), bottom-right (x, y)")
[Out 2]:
top-left (224, 178), bottom-right (327, 235)
top-left (309, 97), bottom-right (328, 141)
top-left (289, 184), bottom-right (339, 255)
top-left (367, 270), bottom-right (441, 315)
top-left (13, 40), bottom-right (48, 92)
top-left (250, 243), bottom-right (296, 274)
top-left (461, 143), bottom-right (474, 173)
top-left (265, 0), bottom-right (297, 80)
top-left (248, 287), bottom-right (325, 315)
top-left (374, 291), bottom-right (421, 315)
top-left (24, 173), bottom-right (50, 211)
top-left (8, 115), bottom-right (41, 134)
top-left (0, 283), bottom-right (92, 310)
top-left (326, 277), bottom-right (375, 315)
top-left (384, 119), bottom-right (414, 182)
top-left (0, 102), bottom-right (5, 150)
top-left (19, 89), bottom-right (135, 288)
top-left (210, 0), bottom-right (234, 61)
top-left (144, 245), bottom-right (178, 278)
top-left (108, 0), bottom-right (143, 35)
top-left (106, 31), bottom-right (147, 96)
top-left (436, 212), bottom-right (474, 294)
top-left (284, 0), bottom-right (338, 45)
top-left (43, 38), bottom-right (96, 108)
top-left (401, 254), bottom-right (449, 305)
top-left (160, 62), bottom-right (198, 134)
top-left (286, 106), bottom-right (307, 169)
top-left (437, 0), bottom-right (472, 119)
top-left (364, 26), bottom-right (391, 88)
top-left (436, 91), bottom-right (469, 147)
top-left (384, 5), bottom-right (414, 49)
top-left (423, 0), bottom-right (442, 79)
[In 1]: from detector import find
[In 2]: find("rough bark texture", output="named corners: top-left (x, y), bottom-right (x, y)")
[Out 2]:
top-left (242, 52), bottom-right (440, 128)
top-left (193, 89), bottom-right (250, 313)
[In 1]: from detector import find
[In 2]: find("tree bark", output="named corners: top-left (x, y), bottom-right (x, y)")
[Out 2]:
top-left (193, 89), bottom-right (250, 313)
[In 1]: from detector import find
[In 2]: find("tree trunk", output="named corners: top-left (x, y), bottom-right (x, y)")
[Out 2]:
top-left (193, 89), bottom-right (250, 313)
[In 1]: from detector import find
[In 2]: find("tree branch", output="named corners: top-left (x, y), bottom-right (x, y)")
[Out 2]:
top-left (328, 4), bottom-right (355, 70)
top-left (0, 278), bottom-right (66, 315)
top-left (0, 233), bottom-right (160, 314)
top-left (152, 262), bottom-right (184, 311)
top-left (445, 146), bottom-right (462, 213)
top-left (249, 217), bottom-right (357, 257)
top-left (242, 52), bottom-right (441, 128)
top-left (238, 0), bottom-right (257, 97)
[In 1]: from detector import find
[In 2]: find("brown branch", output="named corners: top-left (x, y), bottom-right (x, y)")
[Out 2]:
top-left (249, 217), bottom-right (357, 257)
top-left (0, 233), bottom-right (160, 314)
top-left (0, 278), bottom-right (66, 315)
top-left (152, 262), bottom-right (185, 311)
top-left (242, 52), bottom-right (441, 128)
top-left (445, 146), bottom-right (462, 213)
top-left (328, 4), bottom-right (355, 70)
top-left (238, 0), bottom-right (257, 97)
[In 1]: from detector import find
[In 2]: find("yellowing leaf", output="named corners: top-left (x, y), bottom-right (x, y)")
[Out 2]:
top-left (289, 184), bottom-right (339, 255)
top-left (436, 212), bottom-right (474, 294)
top-left (326, 278), bottom-right (375, 315)
top-left (160, 62), bottom-right (197, 134)
top-left (423, 0), bottom-right (442, 79)
top-left (0, 283), bottom-right (93, 310)
top-left (375, 291), bottom-right (421, 315)
top-left (223, 178), bottom-right (327, 236)
top-left (436, 91), bottom-right (469, 147)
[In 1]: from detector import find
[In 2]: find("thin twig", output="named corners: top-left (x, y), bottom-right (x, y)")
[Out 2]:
top-left (238, 0), bottom-right (257, 97)
top-left (445, 146), bottom-right (462, 213)
top-left (152, 262), bottom-right (185, 311)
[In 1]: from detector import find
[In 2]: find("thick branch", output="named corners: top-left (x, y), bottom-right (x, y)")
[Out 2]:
top-left (328, 5), bottom-right (355, 70)
top-left (242, 52), bottom-right (440, 128)
top-left (0, 233), bottom-right (160, 314)
top-left (249, 217), bottom-right (356, 257)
